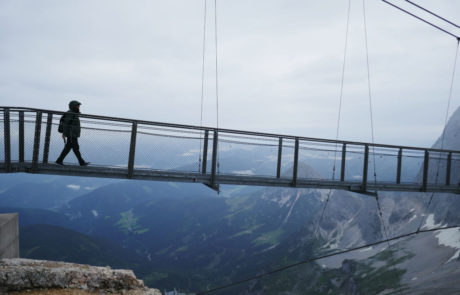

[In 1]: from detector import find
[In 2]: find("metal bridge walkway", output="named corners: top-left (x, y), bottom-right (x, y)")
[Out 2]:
top-left (1, 107), bottom-right (459, 194)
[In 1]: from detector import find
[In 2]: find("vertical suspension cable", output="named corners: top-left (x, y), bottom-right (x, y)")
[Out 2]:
top-left (417, 40), bottom-right (460, 232)
top-left (335, 0), bottom-right (352, 151)
top-left (363, 0), bottom-right (377, 188)
top-left (363, 2), bottom-right (403, 294)
top-left (199, 0), bottom-right (208, 172)
top-left (314, 0), bottom-right (351, 241)
top-left (214, 0), bottom-right (220, 174)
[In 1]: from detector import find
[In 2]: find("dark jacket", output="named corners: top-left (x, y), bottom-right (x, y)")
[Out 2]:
top-left (62, 110), bottom-right (81, 138)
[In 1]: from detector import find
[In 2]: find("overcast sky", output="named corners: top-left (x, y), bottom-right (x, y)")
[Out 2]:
top-left (1, 0), bottom-right (459, 148)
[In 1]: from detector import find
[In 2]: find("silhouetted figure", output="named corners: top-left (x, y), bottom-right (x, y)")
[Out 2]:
top-left (55, 100), bottom-right (89, 166)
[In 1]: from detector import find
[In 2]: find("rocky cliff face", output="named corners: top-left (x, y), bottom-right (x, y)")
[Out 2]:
top-left (432, 106), bottom-right (460, 151)
top-left (412, 106), bottom-right (460, 191)
top-left (0, 258), bottom-right (161, 295)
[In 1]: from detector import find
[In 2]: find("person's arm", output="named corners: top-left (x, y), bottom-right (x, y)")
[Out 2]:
top-left (63, 113), bottom-right (74, 138)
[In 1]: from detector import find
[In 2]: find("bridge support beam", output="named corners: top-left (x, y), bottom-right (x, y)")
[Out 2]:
top-left (397, 148), bottom-right (402, 184)
top-left (202, 130), bottom-right (209, 174)
top-left (43, 113), bottom-right (53, 164)
top-left (32, 112), bottom-right (42, 172)
top-left (362, 145), bottom-right (369, 192)
top-left (340, 143), bottom-right (346, 181)
top-left (277, 137), bottom-right (283, 178)
top-left (446, 152), bottom-right (452, 186)
top-left (128, 122), bottom-right (137, 179)
top-left (292, 138), bottom-right (299, 187)
top-left (19, 111), bottom-right (24, 163)
top-left (3, 108), bottom-right (11, 172)
top-left (422, 150), bottom-right (429, 192)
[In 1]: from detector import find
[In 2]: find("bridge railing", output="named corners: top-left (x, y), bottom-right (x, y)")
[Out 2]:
top-left (1, 106), bottom-right (459, 192)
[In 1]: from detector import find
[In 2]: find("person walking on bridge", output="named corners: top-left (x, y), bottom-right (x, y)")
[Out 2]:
top-left (55, 100), bottom-right (89, 166)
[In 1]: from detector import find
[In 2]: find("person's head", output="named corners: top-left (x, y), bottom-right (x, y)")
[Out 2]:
top-left (69, 100), bottom-right (82, 112)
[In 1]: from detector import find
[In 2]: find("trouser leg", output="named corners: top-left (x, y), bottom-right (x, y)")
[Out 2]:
top-left (70, 137), bottom-right (85, 165)
top-left (57, 137), bottom-right (85, 164)
top-left (56, 140), bottom-right (72, 162)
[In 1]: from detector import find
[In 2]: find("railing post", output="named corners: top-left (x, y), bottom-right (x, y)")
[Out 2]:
top-left (128, 121), bottom-right (137, 179)
top-left (32, 112), bottom-right (42, 172)
top-left (42, 113), bottom-right (53, 164)
top-left (277, 137), bottom-right (283, 178)
top-left (362, 145), bottom-right (369, 191)
top-left (396, 148), bottom-right (402, 184)
top-left (19, 111), bottom-right (25, 163)
top-left (3, 108), bottom-right (11, 172)
top-left (422, 150), bottom-right (429, 192)
top-left (211, 130), bottom-right (218, 187)
top-left (446, 152), bottom-right (452, 186)
top-left (292, 137), bottom-right (299, 187)
top-left (202, 130), bottom-right (209, 174)
top-left (340, 143), bottom-right (347, 181)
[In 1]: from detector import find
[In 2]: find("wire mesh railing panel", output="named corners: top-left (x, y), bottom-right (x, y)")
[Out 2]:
top-left (343, 144), bottom-right (365, 182)
top-left (367, 147), bottom-right (399, 183)
top-left (400, 149), bottom-right (424, 184)
top-left (23, 112), bottom-right (38, 162)
top-left (134, 124), bottom-right (202, 172)
top-left (206, 131), bottom-right (216, 174)
top-left (8, 113), bottom-right (20, 162)
top-left (451, 154), bottom-right (460, 185)
top-left (79, 119), bottom-right (132, 167)
top-left (280, 138), bottom-right (296, 179)
top-left (46, 114), bottom-right (67, 164)
top-left (37, 114), bottom-right (49, 163)
top-left (298, 141), bottom-right (340, 180)
top-left (217, 133), bottom-right (279, 177)
top-left (426, 151), bottom-right (449, 185)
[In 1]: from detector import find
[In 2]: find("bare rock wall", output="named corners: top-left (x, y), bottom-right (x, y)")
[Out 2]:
top-left (0, 259), bottom-right (160, 295)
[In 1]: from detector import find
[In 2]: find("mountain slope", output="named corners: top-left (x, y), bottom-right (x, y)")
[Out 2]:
top-left (20, 224), bottom-right (140, 269)
top-left (0, 174), bottom-right (118, 209)
top-left (0, 207), bottom-right (71, 228)
top-left (54, 168), bottom-right (386, 292)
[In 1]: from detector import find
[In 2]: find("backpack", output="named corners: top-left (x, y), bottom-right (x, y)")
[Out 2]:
top-left (58, 114), bottom-right (66, 133)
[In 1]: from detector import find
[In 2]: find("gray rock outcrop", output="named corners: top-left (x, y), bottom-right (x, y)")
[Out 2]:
top-left (0, 258), bottom-right (161, 294)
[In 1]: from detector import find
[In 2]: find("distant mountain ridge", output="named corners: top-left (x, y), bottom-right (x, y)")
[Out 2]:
top-left (432, 106), bottom-right (460, 150)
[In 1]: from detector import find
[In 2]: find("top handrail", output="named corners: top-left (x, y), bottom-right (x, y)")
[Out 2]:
top-left (2, 106), bottom-right (460, 154)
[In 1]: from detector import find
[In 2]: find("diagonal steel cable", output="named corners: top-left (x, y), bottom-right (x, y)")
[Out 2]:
top-left (404, 0), bottom-right (460, 29)
top-left (417, 39), bottom-right (460, 233)
top-left (196, 224), bottom-right (460, 294)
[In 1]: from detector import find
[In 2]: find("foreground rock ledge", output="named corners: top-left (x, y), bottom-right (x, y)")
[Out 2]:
top-left (0, 258), bottom-right (161, 295)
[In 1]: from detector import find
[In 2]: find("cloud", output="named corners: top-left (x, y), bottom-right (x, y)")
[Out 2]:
top-left (67, 184), bottom-right (81, 190)
top-left (0, 0), bottom-right (459, 148)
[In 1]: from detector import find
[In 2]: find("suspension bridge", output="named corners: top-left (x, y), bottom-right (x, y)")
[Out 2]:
top-left (1, 106), bottom-right (459, 194)
top-left (1, 2), bottom-right (459, 196)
